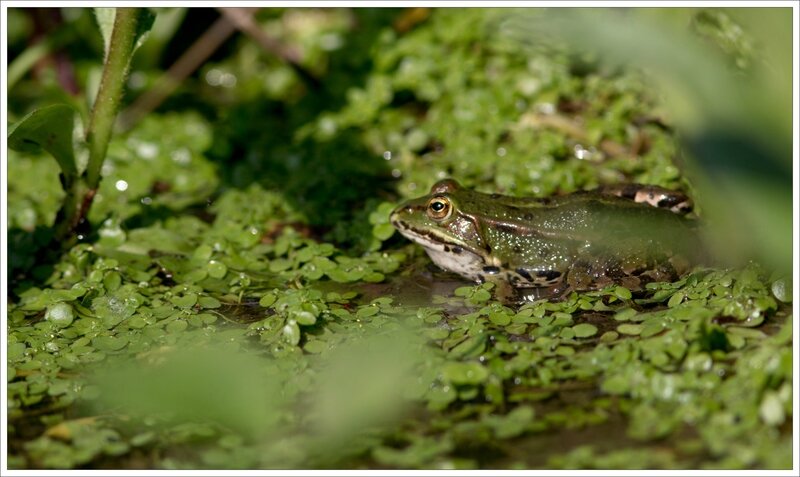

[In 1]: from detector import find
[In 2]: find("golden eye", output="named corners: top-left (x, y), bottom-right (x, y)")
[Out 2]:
top-left (426, 197), bottom-right (452, 220)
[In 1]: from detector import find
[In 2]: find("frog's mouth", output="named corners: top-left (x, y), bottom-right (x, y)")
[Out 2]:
top-left (391, 218), bottom-right (487, 259)
top-left (392, 219), bottom-right (493, 283)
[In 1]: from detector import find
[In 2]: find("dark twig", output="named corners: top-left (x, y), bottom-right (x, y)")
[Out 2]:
top-left (118, 12), bottom-right (239, 131)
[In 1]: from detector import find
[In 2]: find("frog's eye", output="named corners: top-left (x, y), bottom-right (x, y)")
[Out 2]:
top-left (426, 196), bottom-right (452, 220)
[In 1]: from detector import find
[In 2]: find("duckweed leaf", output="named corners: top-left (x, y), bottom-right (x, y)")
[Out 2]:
top-left (198, 296), bottom-right (221, 309)
top-left (171, 294), bottom-right (198, 309)
top-left (92, 335), bottom-right (128, 352)
top-left (613, 286), bottom-right (632, 300)
top-left (303, 339), bottom-right (328, 354)
top-left (207, 261), bottom-right (228, 279)
top-left (617, 324), bottom-right (643, 336)
top-left (442, 362), bottom-right (489, 385)
top-left (259, 292), bottom-right (277, 308)
top-left (771, 278), bottom-right (791, 302)
top-left (372, 223), bottom-right (396, 241)
top-left (292, 310), bottom-right (317, 326)
top-left (572, 323), bottom-right (598, 338)
top-left (45, 303), bottom-right (75, 328)
top-left (283, 321), bottom-right (301, 346)
top-left (165, 320), bottom-right (188, 333)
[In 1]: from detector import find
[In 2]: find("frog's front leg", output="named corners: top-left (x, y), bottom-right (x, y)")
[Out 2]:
top-left (492, 279), bottom-right (523, 304)
top-left (495, 281), bottom-right (568, 304)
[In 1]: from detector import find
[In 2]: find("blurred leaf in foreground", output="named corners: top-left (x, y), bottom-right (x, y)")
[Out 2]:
top-left (91, 326), bottom-right (431, 467)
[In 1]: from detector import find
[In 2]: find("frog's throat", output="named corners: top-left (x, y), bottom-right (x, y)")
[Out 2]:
top-left (392, 221), bottom-right (494, 264)
top-left (393, 223), bottom-right (494, 282)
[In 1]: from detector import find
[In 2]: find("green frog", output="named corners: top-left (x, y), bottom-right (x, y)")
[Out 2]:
top-left (390, 179), bottom-right (702, 300)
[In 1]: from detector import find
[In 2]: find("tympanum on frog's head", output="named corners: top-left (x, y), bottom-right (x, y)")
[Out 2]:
top-left (391, 178), bottom-right (702, 298)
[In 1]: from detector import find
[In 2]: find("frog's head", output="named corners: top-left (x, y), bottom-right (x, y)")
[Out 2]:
top-left (391, 179), bottom-right (491, 279)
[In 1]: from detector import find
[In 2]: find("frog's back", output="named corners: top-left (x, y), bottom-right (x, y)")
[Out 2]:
top-left (480, 192), bottom-right (702, 292)
top-left (490, 183), bottom-right (694, 215)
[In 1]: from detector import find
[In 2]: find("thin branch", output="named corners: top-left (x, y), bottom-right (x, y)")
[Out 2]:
top-left (118, 13), bottom-right (239, 132)
top-left (217, 7), bottom-right (303, 66)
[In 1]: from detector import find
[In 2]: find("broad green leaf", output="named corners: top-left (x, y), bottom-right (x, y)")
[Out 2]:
top-left (8, 104), bottom-right (78, 178)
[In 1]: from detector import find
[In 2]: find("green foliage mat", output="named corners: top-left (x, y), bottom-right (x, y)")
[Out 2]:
top-left (6, 8), bottom-right (792, 470)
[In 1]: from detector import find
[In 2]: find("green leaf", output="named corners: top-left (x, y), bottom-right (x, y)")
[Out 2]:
top-left (372, 223), bottom-right (396, 241)
top-left (292, 310), bottom-right (317, 326)
top-left (8, 342), bottom-right (27, 361)
top-left (441, 362), bottom-right (489, 385)
top-left (449, 334), bottom-right (486, 359)
top-left (8, 104), bottom-right (78, 178)
top-left (304, 339), bottom-right (328, 354)
top-left (166, 320), bottom-right (188, 333)
top-left (171, 293), bottom-right (198, 309)
top-left (617, 323), bottom-right (643, 335)
top-left (491, 406), bottom-right (535, 439)
top-left (771, 277), bottom-right (792, 303)
top-left (94, 8), bottom-right (156, 58)
top-left (489, 311), bottom-right (511, 326)
top-left (94, 8), bottom-right (116, 55)
top-left (206, 260), bottom-right (228, 279)
top-left (283, 321), bottom-right (301, 346)
top-left (614, 286), bottom-right (632, 300)
top-left (45, 303), bottom-right (75, 328)
top-left (470, 289), bottom-right (492, 303)
top-left (198, 296), bottom-right (221, 309)
top-left (93, 335), bottom-right (128, 351)
top-left (759, 391), bottom-right (786, 426)
top-left (572, 323), bottom-right (598, 338)
top-left (259, 292), bottom-right (277, 308)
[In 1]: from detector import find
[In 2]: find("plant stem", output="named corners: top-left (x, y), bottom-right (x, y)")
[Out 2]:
top-left (84, 8), bottom-right (140, 190)
top-left (52, 8), bottom-right (143, 243)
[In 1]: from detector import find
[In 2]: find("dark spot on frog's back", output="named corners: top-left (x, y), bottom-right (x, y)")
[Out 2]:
top-left (451, 245), bottom-right (463, 254)
top-left (482, 266), bottom-right (500, 274)
top-left (536, 270), bottom-right (562, 281)
top-left (495, 223), bottom-right (516, 234)
top-left (619, 183), bottom-right (641, 200)
top-left (657, 194), bottom-right (693, 213)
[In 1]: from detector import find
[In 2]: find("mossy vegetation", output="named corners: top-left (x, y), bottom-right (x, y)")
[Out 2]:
top-left (5, 7), bottom-right (793, 470)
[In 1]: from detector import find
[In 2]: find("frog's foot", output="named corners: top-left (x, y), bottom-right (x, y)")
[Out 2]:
top-left (493, 280), bottom-right (525, 304)
top-left (510, 282), bottom-right (574, 303)
top-left (490, 281), bottom-right (555, 304)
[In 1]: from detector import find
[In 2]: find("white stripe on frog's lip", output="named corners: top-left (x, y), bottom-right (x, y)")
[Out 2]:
top-left (393, 219), bottom-right (505, 267)
top-left (392, 221), bottom-right (493, 282)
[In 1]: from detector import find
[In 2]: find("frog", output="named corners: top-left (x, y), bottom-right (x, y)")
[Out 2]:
top-left (390, 178), bottom-right (703, 301)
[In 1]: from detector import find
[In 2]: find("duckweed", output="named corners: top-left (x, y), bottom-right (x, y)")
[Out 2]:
top-left (6, 7), bottom-right (793, 471)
